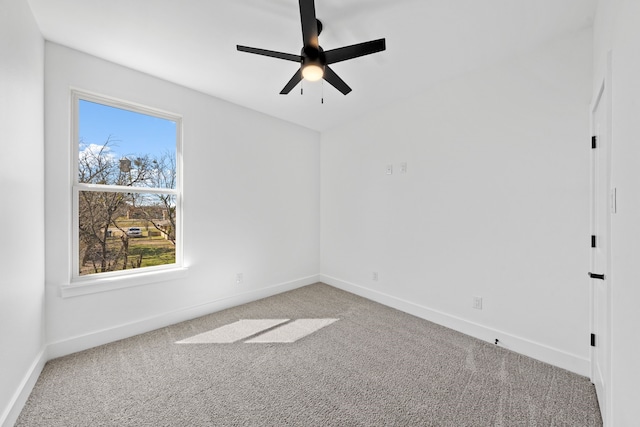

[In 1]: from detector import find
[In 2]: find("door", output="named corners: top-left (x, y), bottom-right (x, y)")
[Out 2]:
top-left (590, 77), bottom-right (611, 424)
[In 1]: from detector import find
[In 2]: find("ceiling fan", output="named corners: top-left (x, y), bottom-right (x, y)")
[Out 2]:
top-left (237, 0), bottom-right (386, 95)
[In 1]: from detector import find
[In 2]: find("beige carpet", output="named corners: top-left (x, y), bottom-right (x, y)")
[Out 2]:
top-left (16, 283), bottom-right (602, 426)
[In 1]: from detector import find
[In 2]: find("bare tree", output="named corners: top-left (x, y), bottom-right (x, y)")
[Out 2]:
top-left (134, 151), bottom-right (177, 244)
top-left (78, 138), bottom-right (155, 274)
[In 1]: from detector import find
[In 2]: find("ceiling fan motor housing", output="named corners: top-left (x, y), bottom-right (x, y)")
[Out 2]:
top-left (302, 45), bottom-right (326, 68)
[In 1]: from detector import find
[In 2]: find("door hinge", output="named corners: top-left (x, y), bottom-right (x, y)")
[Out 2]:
top-left (591, 333), bottom-right (596, 347)
top-left (592, 135), bottom-right (597, 149)
top-left (591, 235), bottom-right (597, 248)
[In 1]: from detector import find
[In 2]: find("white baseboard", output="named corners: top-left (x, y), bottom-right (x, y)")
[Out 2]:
top-left (1, 348), bottom-right (47, 427)
top-left (320, 274), bottom-right (590, 377)
top-left (48, 274), bottom-right (319, 359)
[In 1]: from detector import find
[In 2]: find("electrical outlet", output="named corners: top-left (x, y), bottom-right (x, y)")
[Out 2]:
top-left (236, 273), bottom-right (243, 285)
top-left (473, 296), bottom-right (482, 310)
top-left (372, 272), bottom-right (379, 281)
top-left (386, 165), bottom-right (393, 175)
top-left (400, 162), bottom-right (407, 174)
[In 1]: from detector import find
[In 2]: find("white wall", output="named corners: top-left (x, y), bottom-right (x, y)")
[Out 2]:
top-left (321, 29), bottom-right (593, 375)
top-left (0, 0), bottom-right (46, 425)
top-left (594, 0), bottom-right (640, 424)
top-left (44, 43), bottom-right (320, 356)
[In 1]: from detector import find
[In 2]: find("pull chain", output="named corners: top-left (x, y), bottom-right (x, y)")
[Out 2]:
top-left (301, 80), bottom-right (304, 95)
top-left (321, 80), bottom-right (324, 104)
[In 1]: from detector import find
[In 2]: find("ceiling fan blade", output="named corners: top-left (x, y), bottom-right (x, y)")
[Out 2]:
top-left (299, 0), bottom-right (319, 47)
top-left (280, 68), bottom-right (303, 94)
top-left (323, 66), bottom-right (352, 95)
top-left (325, 38), bottom-right (386, 64)
top-left (237, 45), bottom-right (302, 62)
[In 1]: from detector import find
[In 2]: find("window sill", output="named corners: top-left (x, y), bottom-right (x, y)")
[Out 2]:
top-left (61, 266), bottom-right (189, 298)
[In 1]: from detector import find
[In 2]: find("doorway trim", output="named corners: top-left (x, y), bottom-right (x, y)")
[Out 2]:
top-left (589, 50), bottom-right (613, 427)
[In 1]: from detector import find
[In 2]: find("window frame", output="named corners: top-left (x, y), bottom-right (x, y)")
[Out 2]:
top-left (68, 89), bottom-right (184, 294)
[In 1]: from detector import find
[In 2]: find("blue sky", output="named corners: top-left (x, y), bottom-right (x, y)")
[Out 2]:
top-left (79, 99), bottom-right (176, 159)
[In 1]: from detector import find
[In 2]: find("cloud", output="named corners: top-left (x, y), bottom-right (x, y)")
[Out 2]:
top-left (79, 142), bottom-right (116, 164)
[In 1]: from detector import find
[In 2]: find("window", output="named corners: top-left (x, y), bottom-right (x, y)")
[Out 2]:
top-left (72, 91), bottom-right (182, 283)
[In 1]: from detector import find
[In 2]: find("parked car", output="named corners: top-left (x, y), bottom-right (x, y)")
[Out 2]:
top-left (127, 227), bottom-right (142, 237)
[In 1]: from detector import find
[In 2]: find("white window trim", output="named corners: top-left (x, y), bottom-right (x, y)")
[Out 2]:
top-left (61, 266), bottom-right (189, 298)
top-left (67, 89), bottom-right (185, 296)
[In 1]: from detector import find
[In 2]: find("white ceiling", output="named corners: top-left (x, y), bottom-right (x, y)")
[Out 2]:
top-left (27, 0), bottom-right (597, 132)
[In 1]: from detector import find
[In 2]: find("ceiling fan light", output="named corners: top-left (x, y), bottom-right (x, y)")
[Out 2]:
top-left (302, 64), bottom-right (324, 81)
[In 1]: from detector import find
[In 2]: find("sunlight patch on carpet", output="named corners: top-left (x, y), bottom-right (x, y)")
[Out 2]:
top-left (245, 318), bottom-right (339, 343)
top-left (176, 319), bottom-right (339, 344)
top-left (176, 319), bottom-right (289, 344)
